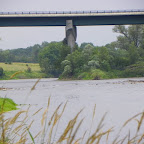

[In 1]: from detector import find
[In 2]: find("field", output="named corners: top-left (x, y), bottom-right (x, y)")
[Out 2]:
top-left (0, 62), bottom-right (46, 80)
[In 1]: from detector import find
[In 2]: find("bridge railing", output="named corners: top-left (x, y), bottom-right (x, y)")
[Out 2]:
top-left (0, 9), bottom-right (144, 15)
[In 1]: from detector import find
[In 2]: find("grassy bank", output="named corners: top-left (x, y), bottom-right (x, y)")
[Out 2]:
top-left (0, 62), bottom-right (46, 80)
top-left (0, 98), bottom-right (18, 112)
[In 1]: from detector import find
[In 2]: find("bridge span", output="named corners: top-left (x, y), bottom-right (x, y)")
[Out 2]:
top-left (0, 10), bottom-right (144, 51)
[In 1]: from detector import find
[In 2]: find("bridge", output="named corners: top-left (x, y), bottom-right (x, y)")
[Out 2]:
top-left (0, 10), bottom-right (144, 52)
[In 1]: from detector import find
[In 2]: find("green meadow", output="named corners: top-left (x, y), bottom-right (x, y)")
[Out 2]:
top-left (0, 62), bottom-right (46, 80)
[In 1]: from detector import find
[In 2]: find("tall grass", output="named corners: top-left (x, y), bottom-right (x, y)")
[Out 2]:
top-left (0, 98), bottom-right (144, 144)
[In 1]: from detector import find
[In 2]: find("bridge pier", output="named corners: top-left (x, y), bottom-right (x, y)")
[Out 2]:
top-left (65, 20), bottom-right (77, 53)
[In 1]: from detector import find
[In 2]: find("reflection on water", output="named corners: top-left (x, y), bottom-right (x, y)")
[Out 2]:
top-left (0, 78), bottom-right (144, 143)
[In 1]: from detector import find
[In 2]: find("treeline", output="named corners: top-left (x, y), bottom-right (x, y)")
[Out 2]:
top-left (0, 25), bottom-right (144, 79)
top-left (0, 41), bottom-right (49, 63)
top-left (39, 25), bottom-right (144, 79)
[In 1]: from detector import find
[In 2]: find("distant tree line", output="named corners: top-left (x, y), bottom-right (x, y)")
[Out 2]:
top-left (0, 41), bottom-right (49, 63)
top-left (0, 25), bottom-right (144, 79)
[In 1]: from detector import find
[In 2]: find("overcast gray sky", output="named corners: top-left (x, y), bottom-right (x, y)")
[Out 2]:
top-left (0, 0), bottom-right (144, 49)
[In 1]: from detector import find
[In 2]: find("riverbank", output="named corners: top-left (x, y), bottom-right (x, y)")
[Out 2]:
top-left (0, 62), bottom-right (144, 81)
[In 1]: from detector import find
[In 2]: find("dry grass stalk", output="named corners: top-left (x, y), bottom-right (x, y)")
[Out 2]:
top-left (40, 97), bottom-right (51, 144)
top-left (34, 131), bottom-right (42, 139)
top-left (116, 135), bottom-right (127, 144)
top-left (69, 118), bottom-right (84, 144)
top-left (48, 103), bottom-right (62, 126)
top-left (12, 123), bottom-right (25, 135)
top-left (15, 134), bottom-right (27, 144)
top-left (67, 109), bottom-right (84, 144)
top-left (138, 133), bottom-right (144, 144)
top-left (74, 138), bottom-right (81, 144)
top-left (52, 102), bottom-right (68, 143)
top-left (106, 127), bottom-right (114, 144)
top-left (48, 112), bottom-right (60, 144)
top-left (89, 104), bottom-right (96, 137)
top-left (32, 108), bottom-right (43, 116)
top-left (41, 108), bottom-right (48, 127)
top-left (86, 112), bottom-right (107, 144)
top-left (10, 111), bottom-right (27, 125)
top-left (137, 112), bottom-right (144, 132)
top-left (88, 127), bottom-right (113, 144)
top-left (122, 112), bottom-right (143, 128)
top-left (9, 71), bottom-right (23, 79)
top-left (31, 78), bottom-right (41, 91)
top-left (41, 97), bottom-right (51, 127)
top-left (58, 109), bottom-right (83, 143)
top-left (80, 130), bottom-right (87, 144)
top-left (96, 134), bottom-right (102, 144)
top-left (48, 103), bottom-right (70, 144)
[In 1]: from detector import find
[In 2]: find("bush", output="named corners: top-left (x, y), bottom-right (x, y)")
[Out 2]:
top-left (26, 67), bottom-right (32, 73)
top-left (124, 61), bottom-right (144, 77)
top-left (0, 67), bottom-right (4, 76)
top-left (61, 65), bottom-right (72, 77)
top-left (78, 69), bottom-right (108, 80)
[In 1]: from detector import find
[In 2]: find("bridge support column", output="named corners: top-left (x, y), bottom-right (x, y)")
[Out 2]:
top-left (65, 20), bottom-right (77, 53)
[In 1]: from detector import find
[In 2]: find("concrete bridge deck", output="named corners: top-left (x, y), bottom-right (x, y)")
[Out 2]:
top-left (0, 10), bottom-right (144, 26)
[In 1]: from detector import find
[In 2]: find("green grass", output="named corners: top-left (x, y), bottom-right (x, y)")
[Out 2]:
top-left (0, 62), bottom-right (46, 80)
top-left (0, 98), bottom-right (18, 112)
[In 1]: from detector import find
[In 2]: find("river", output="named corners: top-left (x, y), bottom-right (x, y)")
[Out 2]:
top-left (0, 78), bottom-right (144, 143)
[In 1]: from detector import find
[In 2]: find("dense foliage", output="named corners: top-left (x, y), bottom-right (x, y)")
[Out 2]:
top-left (0, 25), bottom-right (144, 79)
top-left (39, 42), bottom-right (70, 77)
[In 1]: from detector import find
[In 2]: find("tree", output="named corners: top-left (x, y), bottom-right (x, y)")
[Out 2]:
top-left (65, 50), bottom-right (84, 74)
top-left (97, 47), bottom-right (111, 71)
top-left (113, 25), bottom-right (144, 50)
top-left (39, 42), bottom-right (70, 77)
top-left (80, 42), bottom-right (94, 49)
top-left (128, 43), bottom-right (139, 64)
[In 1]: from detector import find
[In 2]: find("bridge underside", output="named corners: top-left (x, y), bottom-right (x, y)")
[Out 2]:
top-left (0, 15), bottom-right (144, 27)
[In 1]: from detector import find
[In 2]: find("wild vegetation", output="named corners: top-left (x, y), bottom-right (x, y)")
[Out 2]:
top-left (0, 25), bottom-right (144, 80)
top-left (39, 25), bottom-right (144, 79)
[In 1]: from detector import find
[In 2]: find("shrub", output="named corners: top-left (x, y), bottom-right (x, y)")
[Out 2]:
top-left (0, 67), bottom-right (4, 76)
top-left (124, 61), bottom-right (144, 77)
top-left (78, 69), bottom-right (108, 80)
top-left (26, 67), bottom-right (32, 73)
